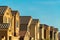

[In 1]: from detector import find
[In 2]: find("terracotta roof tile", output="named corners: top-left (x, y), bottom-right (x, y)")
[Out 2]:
top-left (0, 23), bottom-right (9, 29)
top-left (31, 19), bottom-right (39, 25)
top-left (20, 16), bottom-right (32, 24)
top-left (0, 6), bottom-right (8, 15)
top-left (40, 24), bottom-right (49, 28)
top-left (54, 28), bottom-right (58, 32)
top-left (11, 11), bottom-right (18, 16)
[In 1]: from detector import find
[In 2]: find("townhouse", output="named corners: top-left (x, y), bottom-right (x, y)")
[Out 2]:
top-left (30, 19), bottom-right (40, 40)
top-left (0, 6), bottom-right (59, 40)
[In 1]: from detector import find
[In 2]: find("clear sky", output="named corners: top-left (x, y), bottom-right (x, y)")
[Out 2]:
top-left (0, 0), bottom-right (60, 31)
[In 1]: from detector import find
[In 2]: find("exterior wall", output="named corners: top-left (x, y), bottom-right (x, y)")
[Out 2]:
top-left (24, 32), bottom-right (30, 40)
top-left (12, 37), bottom-right (19, 40)
top-left (27, 18), bottom-right (32, 37)
top-left (36, 22), bottom-right (40, 40)
top-left (30, 24), bottom-right (35, 40)
top-left (39, 25), bottom-right (44, 40)
top-left (56, 32), bottom-right (58, 40)
top-left (12, 16), bottom-right (14, 36)
top-left (54, 31), bottom-right (58, 40)
top-left (7, 28), bottom-right (12, 40)
top-left (45, 27), bottom-right (50, 40)
top-left (15, 12), bottom-right (20, 37)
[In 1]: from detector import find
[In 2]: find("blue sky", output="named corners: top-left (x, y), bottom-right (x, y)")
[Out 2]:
top-left (0, 0), bottom-right (60, 31)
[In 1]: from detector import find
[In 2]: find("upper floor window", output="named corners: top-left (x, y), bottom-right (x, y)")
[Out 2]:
top-left (8, 18), bottom-right (10, 23)
top-left (8, 18), bottom-right (11, 26)
top-left (16, 21), bottom-right (18, 27)
top-left (4, 17), bottom-right (7, 23)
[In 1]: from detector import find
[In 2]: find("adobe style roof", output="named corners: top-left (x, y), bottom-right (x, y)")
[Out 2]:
top-left (11, 11), bottom-right (19, 16)
top-left (0, 6), bottom-right (8, 15)
top-left (31, 19), bottom-right (39, 25)
top-left (0, 23), bottom-right (9, 29)
top-left (20, 16), bottom-right (32, 25)
top-left (19, 31), bottom-right (26, 37)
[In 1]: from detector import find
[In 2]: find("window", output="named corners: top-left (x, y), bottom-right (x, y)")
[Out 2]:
top-left (8, 18), bottom-right (11, 26)
top-left (8, 18), bottom-right (10, 23)
top-left (16, 21), bottom-right (18, 27)
top-left (11, 19), bottom-right (12, 26)
top-left (4, 17), bottom-right (7, 23)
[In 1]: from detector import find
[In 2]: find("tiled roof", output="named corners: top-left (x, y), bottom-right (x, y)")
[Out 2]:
top-left (31, 19), bottom-right (39, 25)
top-left (20, 16), bottom-right (32, 24)
top-left (11, 11), bottom-right (18, 16)
top-left (0, 6), bottom-right (8, 15)
top-left (54, 28), bottom-right (58, 32)
top-left (39, 24), bottom-right (43, 29)
top-left (50, 26), bottom-right (54, 31)
top-left (40, 24), bottom-right (49, 29)
top-left (44, 24), bottom-right (49, 29)
top-left (0, 23), bottom-right (9, 29)
top-left (19, 31), bottom-right (26, 37)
